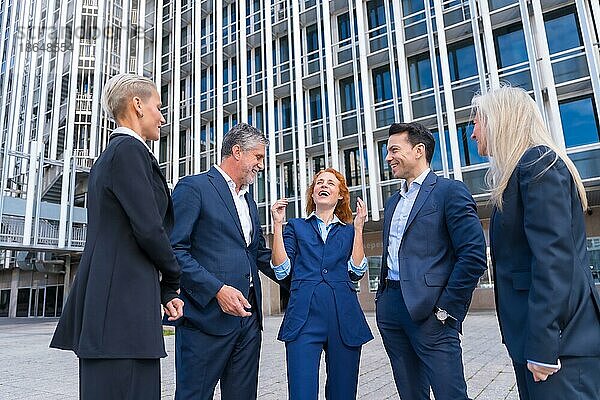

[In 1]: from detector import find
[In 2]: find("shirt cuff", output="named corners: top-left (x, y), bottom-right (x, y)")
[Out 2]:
top-left (270, 258), bottom-right (291, 280)
top-left (348, 256), bottom-right (368, 276)
top-left (527, 359), bottom-right (560, 369)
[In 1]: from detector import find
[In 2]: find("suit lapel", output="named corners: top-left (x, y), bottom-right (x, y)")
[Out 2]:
top-left (404, 171), bottom-right (437, 231)
top-left (208, 167), bottom-right (245, 242)
top-left (308, 217), bottom-right (322, 240)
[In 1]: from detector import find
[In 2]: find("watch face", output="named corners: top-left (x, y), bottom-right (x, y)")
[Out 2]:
top-left (436, 309), bottom-right (448, 321)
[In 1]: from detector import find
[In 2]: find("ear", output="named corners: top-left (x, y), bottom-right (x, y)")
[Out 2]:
top-left (133, 96), bottom-right (143, 116)
top-left (232, 144), bottom-right (242, 160)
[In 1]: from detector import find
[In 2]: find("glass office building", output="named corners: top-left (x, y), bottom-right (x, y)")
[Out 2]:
top-left (0, 0), bottom-right (599, 316)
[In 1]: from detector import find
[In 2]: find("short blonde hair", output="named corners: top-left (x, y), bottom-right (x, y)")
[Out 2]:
top-left (472, 85), bottom-right (587, 211)
top-left (101, 73), bottom-right (157, 122)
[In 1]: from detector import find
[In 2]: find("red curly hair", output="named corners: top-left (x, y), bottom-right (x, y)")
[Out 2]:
top-left (305, 168), bottom-right (353, 224)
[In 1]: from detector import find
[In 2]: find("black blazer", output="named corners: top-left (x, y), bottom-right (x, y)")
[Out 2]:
top-left (167, 167), bottom-right (281, 335)
top-left (491, 146), bottom-right (600, 364)
top-left (50, 133), bottom-right (181, 359)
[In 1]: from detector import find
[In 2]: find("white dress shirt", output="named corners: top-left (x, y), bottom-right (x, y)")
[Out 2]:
top-left (214, 164), bottom-right (253, 246)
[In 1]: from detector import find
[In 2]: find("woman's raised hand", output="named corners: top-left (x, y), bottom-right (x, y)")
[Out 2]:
top-left (354, 197), bottom-right (367, 231)
top-left (271, 198), bottom-right (289, 224)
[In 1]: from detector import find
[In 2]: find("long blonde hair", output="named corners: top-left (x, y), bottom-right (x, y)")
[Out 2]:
top-left (472, 85), bottom-right (587, 211)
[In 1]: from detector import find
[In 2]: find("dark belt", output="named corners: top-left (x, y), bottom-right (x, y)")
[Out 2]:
top-left (385, 279), bottom-right (402, 288)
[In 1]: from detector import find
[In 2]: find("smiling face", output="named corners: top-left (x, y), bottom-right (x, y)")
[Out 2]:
top-left (311, 171), bottom-right (343, 211)
top-left (238, 143), bottom-right (266, 186)
top-left (385, 132), bottom-right (424, 181)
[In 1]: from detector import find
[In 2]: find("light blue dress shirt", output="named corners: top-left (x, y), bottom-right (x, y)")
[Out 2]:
top-left (272, 213), bottom-right (368, 280)
top-left (386, 168), bottom-right (431, 281)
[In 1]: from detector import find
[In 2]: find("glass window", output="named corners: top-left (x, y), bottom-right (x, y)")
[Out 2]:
top-left (338, 12), bottom-right (351, 41)
top-left (447, 40), bottom-right (478, 81)
top-left (587, 238), bottom-right (600, 284)
top-left (402, 0), bottom-right (424, 14)
top-left (283, 162), bottom-right (295, 197)
top-left (306, 24), bottom-right (319, 53)
top-left (339, 77), bottom-right (356, 112)
top-left (367, 256), bottom-right (382, 292)
top-left (257, 170), bottom-right (266, 202)
top-left (280, 36), bottom-right (289, 63)
top-left (408, 53), bottom-right (433, 92)
top-left (0, 289), bottom-right (9, 317)
top-left (378, 141), bottom-right (394, 181)
top-left (344, 147), bottom-right (368, 186)
top-left (313, 155), bottom-right (325, 174)
top-left (16, 288), bottom-right (30, 317)
top-left (281, 97), bottom-right (292, 129)
top-left (559, 96), bottom-right (599, 148)
top-left (372, 65), bottom-right (392, 103)
top-left (544, 7), bottom-right (582, 54)
top-left (309, 88), bottom-right (322, 121)
top-left (367, 0), bottom-right (386, 29)
top-left (494, 24), bottom-right (528, 68)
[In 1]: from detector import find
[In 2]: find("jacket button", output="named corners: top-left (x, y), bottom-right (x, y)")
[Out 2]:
top-left (322, 269), bottom-right (328, 274)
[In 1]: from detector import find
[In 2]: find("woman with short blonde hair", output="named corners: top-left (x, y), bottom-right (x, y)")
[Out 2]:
top-left (51, 73), bottom-right (184, 400)
top-left (471, 85), bottom-right (600, 399)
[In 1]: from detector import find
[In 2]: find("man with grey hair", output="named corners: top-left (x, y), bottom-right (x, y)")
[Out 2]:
top-left (168, 123), bottom-right (284, 399)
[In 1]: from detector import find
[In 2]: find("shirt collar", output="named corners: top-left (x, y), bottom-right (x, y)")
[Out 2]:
top-left (401, 168), bottom-right (431, 195)
top-left (305, 211), bottom-right (346, 226)
top-left (214, 164), bottom-right (249, 195)
top-left (112, 126), bottom-right (154, 155)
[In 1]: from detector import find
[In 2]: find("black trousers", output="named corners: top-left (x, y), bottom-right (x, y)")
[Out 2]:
top-left (513, 357), bottom-right (600, 399)
top-left (79, 358), bottom-right (160, 400)
top-left (175, 289), bottom-right (262, 400)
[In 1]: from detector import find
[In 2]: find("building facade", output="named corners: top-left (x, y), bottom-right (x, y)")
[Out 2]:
top-left (1, 0), bottom-right (599, 317)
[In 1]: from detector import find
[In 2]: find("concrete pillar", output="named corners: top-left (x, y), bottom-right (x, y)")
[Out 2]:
top-left (8, 267), bottom-right (19, 318)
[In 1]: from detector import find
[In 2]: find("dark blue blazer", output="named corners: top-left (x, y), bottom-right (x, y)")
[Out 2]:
top-left (278, 217), bottom-right (373, 347)
top-left (491, 146), bottom-right (600, 364)
top-left (377, 171), bottom-right (487, 331)
top-left (167, 166), bottom-right (279, 335)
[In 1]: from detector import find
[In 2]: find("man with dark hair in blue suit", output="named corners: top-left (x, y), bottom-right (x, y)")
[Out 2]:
top-left (169, 123), bottom-right (283, 400)
top-left (376, 122), bottom-right (487, 400)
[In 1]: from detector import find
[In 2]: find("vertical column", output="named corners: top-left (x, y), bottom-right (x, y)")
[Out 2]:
top-left (88, 0), bottom-right (105, 157)
top-left (49, 0), bottom-right (71, 159)
top-left (575, 0), bottom-right (600, 125)
top-left (433, 0), bottom-right (462, 181)
top-left (291, 0), bottom-right (308, 213)
top-left (137, 0), bottom-right (147, 73)
top-left (8, 267), bottom-right (19, 318)
top-left (239, 0), bottom-right (248, 122)
top-left (193, 1), bottom-right (202, 173)
top-left (264, 0), bottom-right (278, 229)
top-left (321, 0), bottom-right (338, 169)
top-left (424, 1), bottom-right (449, 177)
top-left (527, 0), bottom-right (564, 147)
top-left (215, 0), bottom-right (224, 158)
top-left (23, 142), bottom-right (41, 245)
top-left (59, 1), bottom-right (84, 247)
top-left (477, 0), bottom-right (500, 88)
top-left (469, 0), bottom-right (489, 93)
top-left (391, 0), bottom-right (412, 121)
top-left (119, 0), bottom-right (130, 73)
top-left (355, 0), bottom-right (380, 220)
top-left (518, 0), bottom-right (544, 113)
top-left (153, 0), bottom-right (164, 159)
top-left (172, 0), bottom-right (181, 183)
top-left (63, 254), bottom-right (71, 306)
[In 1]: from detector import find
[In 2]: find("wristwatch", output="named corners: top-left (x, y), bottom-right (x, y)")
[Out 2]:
top-left (434, 307), bottom-right (450, 324)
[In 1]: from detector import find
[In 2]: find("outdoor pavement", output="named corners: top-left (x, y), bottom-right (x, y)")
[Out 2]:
top-left (0, 312), bottom-right (519, 399)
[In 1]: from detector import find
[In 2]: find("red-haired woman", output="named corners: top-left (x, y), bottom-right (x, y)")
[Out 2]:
top-left (271, 168), bottom-right (373, 400)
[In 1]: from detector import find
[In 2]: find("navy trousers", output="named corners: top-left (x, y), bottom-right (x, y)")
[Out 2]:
top-left (79, 358), bottom-right (160, 400)
top-left (513, 357), bottom-right (600, 399)
top-left (376, 282), bottom-right (469, 400)
top-left (175, 290), bottom-right (262, 400)
top-left (285, 283), bottom-right (362, 400)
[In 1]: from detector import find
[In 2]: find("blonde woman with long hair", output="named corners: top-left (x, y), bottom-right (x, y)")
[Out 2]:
top-left (471, 85), bottom-right (600, 399)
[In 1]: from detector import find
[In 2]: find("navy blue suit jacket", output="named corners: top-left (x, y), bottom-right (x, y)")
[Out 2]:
top-left (278, 218), bottom-right (373, 347)
top-left (491, 146), bottom-right (600, 364)
top-left (168, 166), bottom-right (280, 335)
top-left (377, 171), bottom-right (487, 331)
